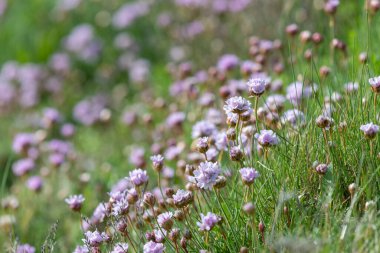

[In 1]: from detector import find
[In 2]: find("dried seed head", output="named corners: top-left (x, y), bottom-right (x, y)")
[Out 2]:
top-left (240, 247), bottom-right (249, 253)
top-left (229, 146), bottom-right (243, 161)
top-left (348, 183), bottom-right (356, 196)
top-left (259, 221), bottom-right (265, 233)
top-left (143, 192), bottom-right (156, 207)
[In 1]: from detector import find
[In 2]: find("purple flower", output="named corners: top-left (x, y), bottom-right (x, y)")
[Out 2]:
top-left (360, 123), bottom-right (379, 139)
top-left (65, 195), bottom-right (85, 211)
top-left (223, 96), bottom-right (252, 115)
top-left (286, 82), bottom-right (315, 106)
top-left (316, 164), bottom-right (328, 175)
top-left (143, 241), bottom-right (165, 253)
top-left (129, 169), bottom-right (149, 186)
top-left (112, 2), bottom-right (150, 29)
top-left (73, 245), bottom-right (89, 253)
top-left (42, 107), bottom-right (61, 127)
top-left (247, 78), bottom-right (266, 96)
top-left (189, 161), bottom-right (221, 190)
top-left (12, 158), bottom-right (35, 176)
top-left (192, 120), bottom-right (217, 139)
top-left (344, 82), bottom-right (359, 93)
top-left (265, 94), bottom-right (286, 112)
top-left (61, 123), bottom-right (76, 137)
top-left (91, 203), bottom-right (106, 224)
top-left (157, 211), bottom-right (174, 230)
top-left (369, 76), bottom-right (380, 93)
top-left (166, 112), bottom-right (185, 128)
top-left (150, 154), bottom-right (164, 171)
top-left (255, 130), bottom-right (279, 147)
top-left (281, 109), bottom-right (306, 129)
top-left (12, 133), bottom-right (35, 154)
top-left (16, 244), bottom-right (35, 253)
top-left (129, 147), bottom-right (145, 168)
top-left (239, 168), bottom-right (260, 185)
top-left (197, 212), bottom-right (221, 231)
top-left (111, 243), bottom-right (129, 253)
top-left (172, 189), bottom-right (193, 207)
top-left (112, 199), bottom-right (129, 216)
top-left (217, 54), bottom-right (239, 72)
top-left (26, 176), bottom-right (43, 192)
top-left (83, 230), bottom-right (106, 247)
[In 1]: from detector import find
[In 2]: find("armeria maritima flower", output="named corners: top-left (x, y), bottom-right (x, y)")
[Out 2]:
top-left (223, 96), bottom-right (252, 115)
top-left (128, 168), bottom-right (149, 186)
top-left (65, 194), bottom-right (85, 212)
top-left (197, 212), bottom-right (221, 231)
top-left (360, 123), bottom-right (379, 139)
top-left (255, 130), bottom-right (279, 147)
top-left (189, 161), bottom-right (221, 190)
top-left (239, 168), bottom-right (260, 185)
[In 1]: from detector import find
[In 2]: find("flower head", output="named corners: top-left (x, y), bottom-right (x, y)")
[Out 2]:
top-left (281, 109), bottom-right (306, 129)
top-left (255, 130), bottom-right (279, 147)
top-left (239, 168), bottom-right (260, 185)
top-left (369, 76), bottom-right (380, 93)
top-left (111, 243), bottom-right (129, 253)
top-left (224, 96), bottom-right (252, 115)
top-left (65, 195), bottom-right (85, 211)
top-left (247, 78), bottom-right (266, 96)
top-left (173, 189), bottom-right (193, 208)
top-left (150, 154), bottom-right (164, 172)
top-left (189, 161), bottom-right (221, 190)
top-left (143, 241), bottom-right (165, 253)
top-left (129, 169), bottom-right (149, 186)
top-left (83, 230), bottom-right (106, 247)
top-left (360, 123), bottom-right (379, 139)
top-left (157, 212), bottom-right (174, 230)
top-left (16, 244), bottom-right (35, 253)
top-left (197, 212), bottom-right (221, 231)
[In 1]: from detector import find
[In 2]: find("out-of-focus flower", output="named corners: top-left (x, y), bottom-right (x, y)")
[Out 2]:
top-left (16, 244), bottom-right (35, 253)
top-left (112, 2), bottom-right (150, 29)
top-left (65, 194), bottom-right (85, 211)
top-left (360, 123), bottom-right (379, 139)
top-left (217, 54), bottom-right (239, 72)
top-left (26, 176), bottom-right (43, 192)
top-left (111, 243), bottom-right (129, 253)
top-left (143, 241), bottom-right (165, 253)
top-left (73, 246), bottom-right (89, 253)
top-left (286, 82), bottom-right (315, 106)
top-left (197, 212), bottom-right (221, 231)
top-left (281, 109), bottom-right (306, 129)
top-left (369, 76), bottom-right (380, 93)
top-left (12, 158), bottom-right (35, 176)
top-left (192, 120), bottom-right (217, 139)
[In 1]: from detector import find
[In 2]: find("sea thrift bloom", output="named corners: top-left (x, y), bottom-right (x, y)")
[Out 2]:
top-left (129, 169), bottom-right (148, 186)
top-left (360, 123), bottom-right (379, 139)
top-left (12, 158), bottom-right (35, 176)
top-left (65, 195), bottom-right (85, 211)
top-left (12, 133), bottom-right (35, 154)
top-left (16, 244), bottom-right (35, 253)
top-left (26, 176), bottom-right (43, 192)
top-left (369, 76), bottom-right (380, 93)
top-left (150, 154), bottom-right (164, 172)
top-left (157, 212), bottom-right (174, 230)
top-left (239, 168), bottom-right (260, 185)
top-left (324, 0), bottom-right (340, 14)
top-left (286, 82), bottom-right (314, 106)
top-left (247, 78), bottom-right (266, 96)
top-left (73, 245), bottom-right (89, 253)
top-left (143, 241), bottom-right (165, 253)
top-left (112, 199), bottom-right (129, 216)
top-left (224, 96), bottom-right (252, 115)
top-left (173, 189), bottom-right (193, 207)
top-left (61, 123), bottom-right (76, 137)
top-left (316, 115), bottom-right (334, 130)
top-left (316, 164), bottom-right (328, 175)
top-left (192, 120), bottom-right (217, 138)
top-left (111, 243), bottom-right (129, 253)
top-left (265, 94), bottom-right (286, 112)
top-left (166, 112), bottom-right (185, 128)
top-left (217, 54), bottom-right (239, 72)
top-left (83, 230), bottom-right (105, 247)
top-left (344, 82), bottom-right (359, 93)
top-left (196, 137), bottom-right (209, 153)
top-left (281, 109), bottom-right (306, 129)
top-left (189, 161), bottom-right (221, 190)
top-left (197, 212), bottom-right (221, 231)
top-left (255, 130), bottom-right (279, 147)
